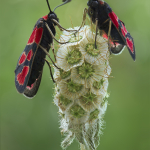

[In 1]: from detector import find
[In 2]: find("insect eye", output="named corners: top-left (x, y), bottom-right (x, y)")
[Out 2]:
top-left (90, 10), bottom-right (93, 15)
top-left (88, 8), bottom-right (93, 16)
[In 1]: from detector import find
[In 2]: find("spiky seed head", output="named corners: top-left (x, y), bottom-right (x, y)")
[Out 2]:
top-left (53, 25), bottom-right (111, 150)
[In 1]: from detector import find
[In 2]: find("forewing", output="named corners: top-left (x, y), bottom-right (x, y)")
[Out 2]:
top-left (98, 2), bottom-right (125, 55)
top-left (105, 2), bottom-right (135, 60)
top-left (15, 24), bottom-right (44, 94)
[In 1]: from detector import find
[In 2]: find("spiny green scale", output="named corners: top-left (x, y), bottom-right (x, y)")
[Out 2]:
top-left (77, 62), bottom-right (95, 79)
top-left (69, 34), bottom-right (83, 43)
top-left (67, 79), bottom-right (83, 93)
top-left (101, 95), bottom-right (108, 106)
top-left (85, 43), bottom-right (100, 56)
top-left (89, 109), bottom-right (100, 120)
top-left (59, 95), bottom-right (72, 106)
top-left (66, 48), bottom-right (82, 65)
top-left (93, 79), bottom-right (105, 89)
top-left (81, 92), bottom-right (97, 105)
top-left (70, 104), bottom-right (85, 118)
top-left (60, 69), bottom-right (71, 79)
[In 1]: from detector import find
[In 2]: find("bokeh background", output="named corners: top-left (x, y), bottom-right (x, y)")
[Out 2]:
top-left (0, 0), bottom-right (150, 150)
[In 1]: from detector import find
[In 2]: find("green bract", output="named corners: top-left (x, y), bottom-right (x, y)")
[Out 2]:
top-left (81, 92), bottom-right (97, 105)
top-left (77, 62), bottom-right (94, 79)
top-left (93, 79), bottom-right (104, 89)
top-left (66, 48), bottom-right (82, 65)
top-left (60, 69), bottom-right (71, 79)
top-left (59, 95), bottom-right (72, 106)
top-left (85, 43), bottom-right (100, 56)
top-left (101, 94), bottom-right (109, 106)
top-left (89, 109), bottom-right (100, 120)
top-left (67, 79), bottom-right (83, 93)
top-left (70, 104), bottom-right (85, 118)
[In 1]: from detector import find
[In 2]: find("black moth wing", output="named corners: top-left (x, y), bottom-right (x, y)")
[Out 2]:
top-left (99, 2), bottom-right (126, 55)
top-left (24, 16), bottom-right (57, 98)
top-left (24, 18), bottom-right (54, 98)
top-left (15, 18), bottom-right (47, 98)
top-left (104, 2), bottom-right (135, 60)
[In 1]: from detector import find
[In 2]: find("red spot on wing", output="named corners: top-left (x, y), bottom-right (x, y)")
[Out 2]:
top-left (19, 52), bottom-right (26, 65)
top-left (126, 38), bottom-right (134, 54)
top-left (17, 66), bottom-right (29, 85)
top-left (102, 33), bottom-right (115, 45)
top-left (109, 11), bottom-right (119, 29)
top-left (27, 27), bottom-right (43, 45)
top-left (99, 0), bottom-right (104, 5)
top-left (102, 33), bottom-right (108, 39)
top-left (27, 83), bottom-right (34, 89)
top-left (28, 27), bottom-right (37, 44)
top-left (121, 23), bottom-right (128, 37)
top-left (43, 15), bottom-right (48, 20)
top-left (27, 49), bottom-right (33, 61)
top-left (35, 28), bottom-right (43, 44)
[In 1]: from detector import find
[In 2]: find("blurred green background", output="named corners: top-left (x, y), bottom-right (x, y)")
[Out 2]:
top-left (0, 0), bottom-right (150, 150)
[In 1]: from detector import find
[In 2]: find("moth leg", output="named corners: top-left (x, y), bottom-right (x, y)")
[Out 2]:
top-left (107, 20), bottom-right (112, 51)
top-left (94, 18), bottom-right (98, 49)
top-left (45, 59), bottom-right (55, 83)
top-left (39, 45), bottom-right (60, 69)
top-left (51, 41), bottom-right (56, 61)
top-left (52, 19), bottom-right (77, 32)
top-left (45, 23), bottom-right (69, 44)
top-left (93, 7), bottom-right (99, 49)
top-left (73, 8), bottom-right (88, 35)
top-left (101, 18), bottom-right (109, 26)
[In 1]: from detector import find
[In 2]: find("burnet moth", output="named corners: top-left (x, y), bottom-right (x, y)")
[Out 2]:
top-left (82, 0), bottom-right (136, 60)
top-left (15, 0), bottom-right (72, 98)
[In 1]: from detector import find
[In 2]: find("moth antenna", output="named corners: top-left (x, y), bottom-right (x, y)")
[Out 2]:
top-left (46, 0), bottom-right (52, 13)
top-left (107, 20), bottom-right (112, 51)
top-left (53, 0), bottom-right (71, 12)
